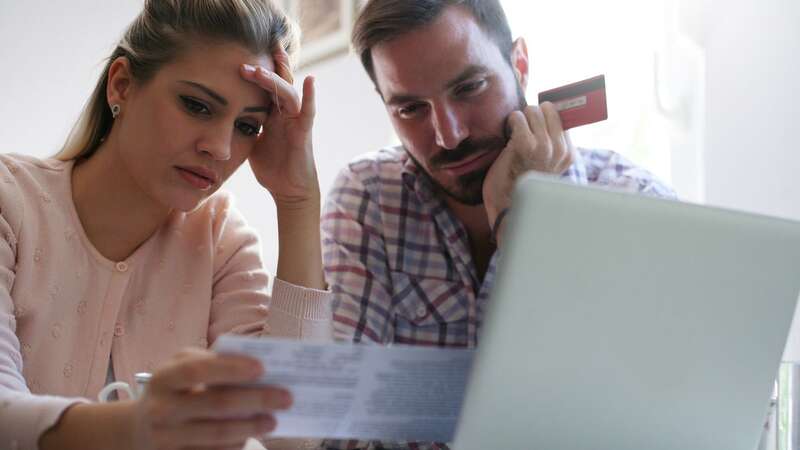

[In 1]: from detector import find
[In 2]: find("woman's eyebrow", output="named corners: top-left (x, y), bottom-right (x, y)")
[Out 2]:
top-left (178, 80), bottom-right (271, 113)
top-left (178, 80), bottom-right (228, 105)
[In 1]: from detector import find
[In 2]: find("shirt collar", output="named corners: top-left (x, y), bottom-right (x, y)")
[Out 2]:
top-left (399, 150), bottom-right (437, 203)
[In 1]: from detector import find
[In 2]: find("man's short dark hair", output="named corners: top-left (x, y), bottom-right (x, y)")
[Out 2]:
top-left (351, 0), bottom-right (514, 86)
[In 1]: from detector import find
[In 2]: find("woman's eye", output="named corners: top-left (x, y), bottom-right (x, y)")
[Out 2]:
top-left (180, 96), bottom-right (211, 115)
top-left (236, 120), bottom-right (262, 137)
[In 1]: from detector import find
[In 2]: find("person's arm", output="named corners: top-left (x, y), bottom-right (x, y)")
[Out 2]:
top-left (0, 180), bottom-right (131, 450)
top-left (482, 103), bottom-right (575, 244)
top-left (582, 149), bottom-right (678, 199)
top-left (40, 349), bottom-right (288, 450)
top-left (206, 197), bottom-right (332, 343)
top-left (0, 166), bottom-right (95, 450)
top-left (275, 194), bottom-right (325, 290)
top-left (38, 402), bottom-right (135, 450)
top-left (240, 55), bottom-right (326, 291)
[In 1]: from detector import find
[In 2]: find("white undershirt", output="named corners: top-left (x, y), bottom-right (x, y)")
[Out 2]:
top-left (104, 357), bottom-right (118, 401)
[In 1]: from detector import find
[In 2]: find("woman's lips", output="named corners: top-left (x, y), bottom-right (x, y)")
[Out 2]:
top-left (175, 166), bottom-right (217, 190)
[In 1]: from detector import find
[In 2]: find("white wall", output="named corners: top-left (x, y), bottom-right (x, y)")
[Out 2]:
top-left (0, 0), bottom-right (394, 274)
top-left (700, 0), bottom-right (800, 221)
top-left (694, 0), bottom-right (800, 360)
top-left (0, 0), bottom-right (144, 155)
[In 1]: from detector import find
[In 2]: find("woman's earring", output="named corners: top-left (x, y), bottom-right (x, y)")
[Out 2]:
top-left (111, 104), bottom-right (121, 118)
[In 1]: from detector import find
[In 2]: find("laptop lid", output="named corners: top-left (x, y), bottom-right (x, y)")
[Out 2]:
top-left (454, 175), bottom-right (800, 450)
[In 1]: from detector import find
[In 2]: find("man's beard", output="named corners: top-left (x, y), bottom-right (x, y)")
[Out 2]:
top-left (409, 83), bottom-right (528, 206)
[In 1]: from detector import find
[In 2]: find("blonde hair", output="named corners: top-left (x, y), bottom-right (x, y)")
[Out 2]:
top-left (58, 0), bottom-right (298, 161)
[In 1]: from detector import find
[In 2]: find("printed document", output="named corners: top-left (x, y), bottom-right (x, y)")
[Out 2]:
top-left (213, 335), bottom-right (475, 441)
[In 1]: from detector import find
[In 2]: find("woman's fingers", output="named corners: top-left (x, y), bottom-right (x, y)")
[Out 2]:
top-left (239, 63), bottom-right (316, 123)
top-left (272, 45), bottom-right (294, 84)
top-left (299, 76), bottom-right (316, 127)
top-left (183, 446), bottom-right (251, 450)
top-left (150, 352), bottom-right (263, 394)
top-left (183, 447), bottom-right (247, 450)
top-left (137, 350), bottom-right (293, 450)
top-left (167, 385), bottom-right (293, 423)
top-left (240, 64), bottom-right (301, 116)
top-left (162, 414), bottom-right (276, 448)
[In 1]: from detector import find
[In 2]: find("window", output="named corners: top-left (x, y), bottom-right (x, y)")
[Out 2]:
top-left (503, 0), bottom-right (680, 194)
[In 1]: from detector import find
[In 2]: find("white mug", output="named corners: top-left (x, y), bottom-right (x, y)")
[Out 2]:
top-left (98, 372), bottom-right (152, 402)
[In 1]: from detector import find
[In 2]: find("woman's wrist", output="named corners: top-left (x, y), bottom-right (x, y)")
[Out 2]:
top-left (39, 401), bottom-right (137, 450)
top-left (274, 195), bottom-right (325, 290)
top-left (275, 197), bottom-right (319, 221)
top-left (276, 198), bottom-right (321, 239)
top-left (271, 184), bottom-right (321, 213)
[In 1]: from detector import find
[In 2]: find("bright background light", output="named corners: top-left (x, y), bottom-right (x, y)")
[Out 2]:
top-left (503, 0), bottom-right (672, 185)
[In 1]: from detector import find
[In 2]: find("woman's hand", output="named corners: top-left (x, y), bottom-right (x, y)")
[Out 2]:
top-left (240, 48), bottom-right (320, 209)
top-left (39, 349), bottom-right (291, 450)
top-left (132, 349), bottom-right (291, 450)
top-left (239, 48), bottom-right (325, 289)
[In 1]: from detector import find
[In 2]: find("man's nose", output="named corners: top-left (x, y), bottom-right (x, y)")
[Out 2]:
top-left (431, 102), bottom-right (469, 150)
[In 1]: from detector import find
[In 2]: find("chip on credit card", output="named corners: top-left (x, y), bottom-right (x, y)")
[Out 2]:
top-left (537, 75), bottom-right (607, 130)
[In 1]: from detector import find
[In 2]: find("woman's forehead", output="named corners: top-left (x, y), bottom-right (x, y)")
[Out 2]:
top-left (156, 42), bottom-right (275, 106)
top-left (175, 41), bottom-right (275, 72)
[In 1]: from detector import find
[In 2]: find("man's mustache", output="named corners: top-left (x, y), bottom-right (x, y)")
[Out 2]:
top-left (429, 136), bottom-right (507, 168)
top-left (429, 85), bottom-right (527, 170)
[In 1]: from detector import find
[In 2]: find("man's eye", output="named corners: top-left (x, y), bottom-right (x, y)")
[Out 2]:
top-left (456, 79), bottom-right (487, 96)
top-left (236, 120), bottom-right (262, 137)
top-left (398, 103), bottom-right (427, 118)
top-left (181, 96), bottom-right (211, 115)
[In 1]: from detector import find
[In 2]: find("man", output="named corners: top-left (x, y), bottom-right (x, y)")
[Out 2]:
top-left (321, 1), bottom-right (674, 448)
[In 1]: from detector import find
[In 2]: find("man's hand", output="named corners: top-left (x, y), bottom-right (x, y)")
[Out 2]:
top-left (482, 102), bottom-right (575, 242)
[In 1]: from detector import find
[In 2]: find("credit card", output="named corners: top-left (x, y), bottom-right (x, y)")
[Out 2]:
top-left (537, 75), bottom-right (607, 130)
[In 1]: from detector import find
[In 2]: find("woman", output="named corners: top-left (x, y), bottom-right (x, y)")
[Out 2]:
top-left (0, 1), bottom-right (331, 449)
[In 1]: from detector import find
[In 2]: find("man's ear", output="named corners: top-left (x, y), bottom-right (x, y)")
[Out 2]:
top-left (106, 57), bottom-right (134, 112)
top-left (510, 37), bottom-right (529, 90)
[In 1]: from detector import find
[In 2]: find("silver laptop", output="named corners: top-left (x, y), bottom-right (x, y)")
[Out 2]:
top-left (454, 175), bottom-right (800, 450)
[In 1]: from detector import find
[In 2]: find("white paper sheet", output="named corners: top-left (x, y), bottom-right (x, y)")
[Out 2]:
top-left (213, 335), bottom-right (475, 442)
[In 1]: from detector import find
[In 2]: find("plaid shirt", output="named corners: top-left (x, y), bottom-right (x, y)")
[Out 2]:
top-left (320, 146), bottom-right (675, 450)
